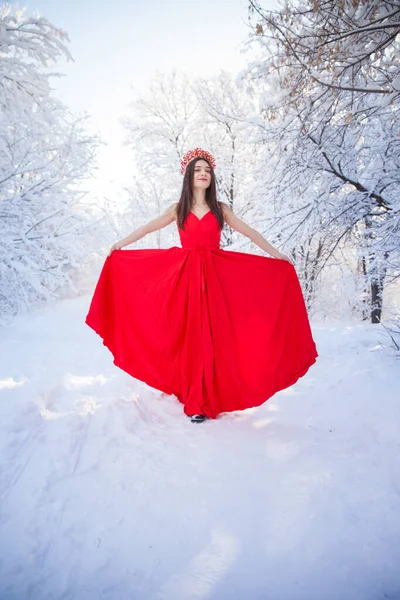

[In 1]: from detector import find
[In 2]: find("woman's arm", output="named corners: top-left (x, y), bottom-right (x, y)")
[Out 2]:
top-left (108, 203), bottom-right (177, 256)
top-left (221, 202), bottom-right (293, 264)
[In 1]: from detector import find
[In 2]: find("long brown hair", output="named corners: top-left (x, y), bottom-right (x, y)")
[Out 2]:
top-left (176, 156), bottom-right (224, 231)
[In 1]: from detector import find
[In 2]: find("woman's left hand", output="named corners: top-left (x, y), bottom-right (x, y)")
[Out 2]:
top-left (276, 252), bottom-right (294, 265)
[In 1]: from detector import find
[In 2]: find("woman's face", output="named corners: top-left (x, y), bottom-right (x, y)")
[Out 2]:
top-left (192, 159), bottom-right (212, 190)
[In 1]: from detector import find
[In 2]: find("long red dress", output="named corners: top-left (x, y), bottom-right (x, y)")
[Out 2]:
top-left (85, 209), bottom-right (318, 418)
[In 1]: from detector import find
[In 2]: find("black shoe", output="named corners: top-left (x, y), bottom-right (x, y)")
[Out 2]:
top-left (190, 414), bottom-right (206, 423)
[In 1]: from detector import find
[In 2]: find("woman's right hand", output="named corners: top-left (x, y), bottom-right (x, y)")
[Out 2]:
top-left (107, 242), bottom-right (122, 257)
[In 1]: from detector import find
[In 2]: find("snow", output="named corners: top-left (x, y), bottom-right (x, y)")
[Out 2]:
top-left (1, 296), bottom-right (400, 600)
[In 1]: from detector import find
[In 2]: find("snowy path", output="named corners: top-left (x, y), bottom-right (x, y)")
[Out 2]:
top-left (1, 297), bottom-right (399, 600)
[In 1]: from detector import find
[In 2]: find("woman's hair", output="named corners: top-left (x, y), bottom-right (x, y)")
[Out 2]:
top-left (176, 156), bottom-right (224, 231)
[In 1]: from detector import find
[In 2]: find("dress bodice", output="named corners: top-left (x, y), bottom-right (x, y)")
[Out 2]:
top-left (177, 210), bottom-right (221, 249)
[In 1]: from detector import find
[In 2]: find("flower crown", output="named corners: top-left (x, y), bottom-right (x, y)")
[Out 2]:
top-left (180, 147), bottom-right (216, 175)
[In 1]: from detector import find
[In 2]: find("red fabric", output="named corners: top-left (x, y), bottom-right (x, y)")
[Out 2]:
top-left (85, 210), bottom-right (318, 418)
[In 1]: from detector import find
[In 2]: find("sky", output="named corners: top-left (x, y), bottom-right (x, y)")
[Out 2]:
top-left (10, 0), bottom-right (280, 198)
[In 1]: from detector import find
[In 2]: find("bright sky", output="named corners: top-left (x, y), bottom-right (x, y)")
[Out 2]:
top-left (11, 0), bottom-right (279, 197)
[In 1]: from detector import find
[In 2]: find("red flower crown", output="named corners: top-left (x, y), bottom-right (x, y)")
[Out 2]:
top-left (180, 148), bottom-right (216, 175)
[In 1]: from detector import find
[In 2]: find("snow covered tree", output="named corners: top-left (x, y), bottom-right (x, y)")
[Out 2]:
top-left (193, 71), bottom-right (263, 246)
top-left (244, 0), bottom-right (400, 322)
top-left (122, 71), bottom-right (196, 177)
top-left (0, 6), bottom-right (101, 323)
top-left (120, 71), bottom-right (196, 248)
top-left (122, 70), bottom-right (266, 248)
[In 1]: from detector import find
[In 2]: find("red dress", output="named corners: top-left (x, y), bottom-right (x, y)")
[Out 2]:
top-left (85, 209), bottom-right (318, 418)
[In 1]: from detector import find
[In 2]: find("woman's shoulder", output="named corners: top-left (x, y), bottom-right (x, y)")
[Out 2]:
top-left (218, 201), bottom-right (230, 215)
top-left (164, 202), bottom-right (179, 215)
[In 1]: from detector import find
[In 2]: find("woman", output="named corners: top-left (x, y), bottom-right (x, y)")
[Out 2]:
top-left (86, 148), bottom-right (318, 424)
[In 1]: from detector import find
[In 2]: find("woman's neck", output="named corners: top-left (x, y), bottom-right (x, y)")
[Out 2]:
top-left (192, 189), bottom-right (207, 206)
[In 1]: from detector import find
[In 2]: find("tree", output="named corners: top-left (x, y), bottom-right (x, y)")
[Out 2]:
top-left (0, 6), bottom-right (100, 323)
top-left (122, 70), bottom-right (265, 248)
top-left (244, 0), bottom-right (400, 322)
top-left (193, 71), bottom-right (261, 245)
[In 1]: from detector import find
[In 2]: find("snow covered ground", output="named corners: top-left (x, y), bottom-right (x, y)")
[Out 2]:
top-left (1, 296), bottom-right (400, 600)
